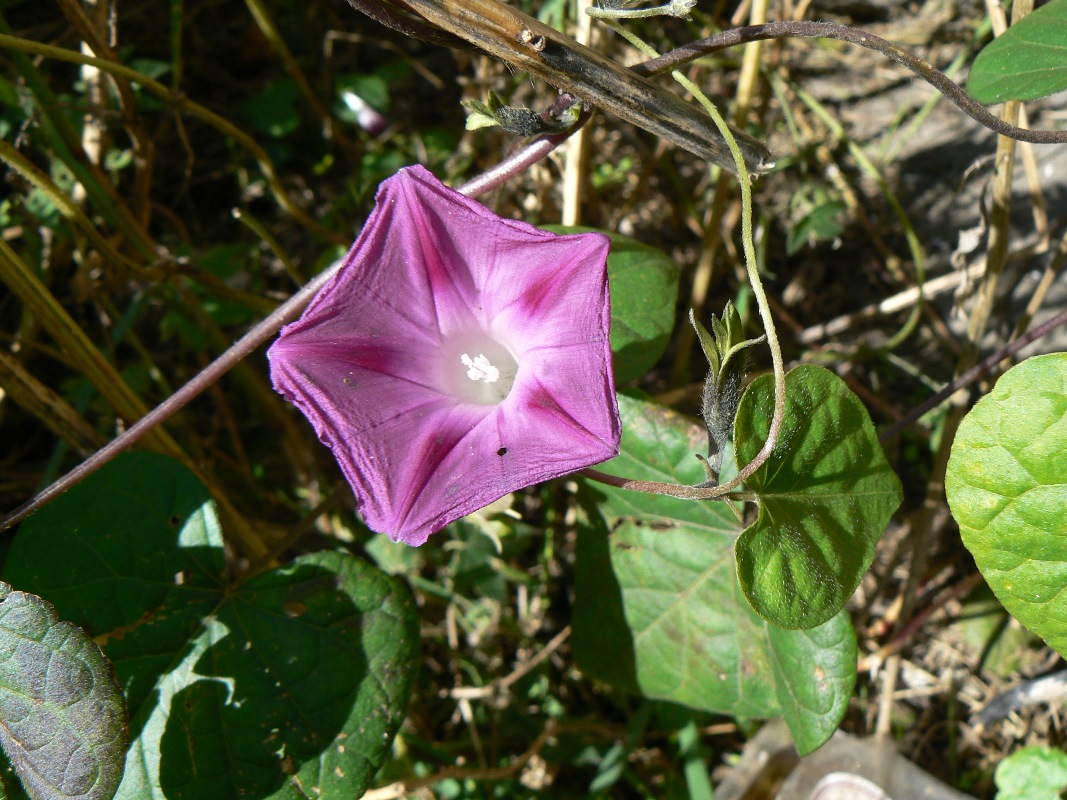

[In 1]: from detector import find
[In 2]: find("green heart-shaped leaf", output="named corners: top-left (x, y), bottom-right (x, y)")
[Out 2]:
top-left (946, 353), bottom-right (1067, 656)
top-left (3, 452), bottom-right (420, 800)
top-left (734, 365), bottom-right (903, 630)
top-left (575, 395), bottom-right (856, 754)
top-left (0, 583), bottom-right (127, 800)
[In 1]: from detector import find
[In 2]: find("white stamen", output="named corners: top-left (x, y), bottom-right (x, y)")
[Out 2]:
top-left (461, 353), bottom-right (501, 384)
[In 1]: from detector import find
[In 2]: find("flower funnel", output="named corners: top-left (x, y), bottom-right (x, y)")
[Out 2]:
top-left (268, 166), bottom-right (621, 545)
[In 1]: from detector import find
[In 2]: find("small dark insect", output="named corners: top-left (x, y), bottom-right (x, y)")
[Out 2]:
top-left (497, 447), bottom-right (508, 456)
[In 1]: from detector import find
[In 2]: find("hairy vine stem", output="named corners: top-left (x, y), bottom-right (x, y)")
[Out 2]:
top-left (675, 75), bottom-right (786, 497)
top-left (633, 20), bottom-right (1067, 145)
top-left (587, 20), bottom-right (786, 500)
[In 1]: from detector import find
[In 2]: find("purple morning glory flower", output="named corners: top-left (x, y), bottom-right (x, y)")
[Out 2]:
top-left (268, 165), bottom-right (621, 545)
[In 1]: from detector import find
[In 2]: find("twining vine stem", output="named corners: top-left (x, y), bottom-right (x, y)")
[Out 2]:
top-left (633, 20), bottom-right (1067, 145)
top-left (591, 17), bottom-right (787, 500)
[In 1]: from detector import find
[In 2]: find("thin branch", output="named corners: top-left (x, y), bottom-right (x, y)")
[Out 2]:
top-left (879, 305), bottom-right (1067, 443)
top-left (450, 626), bottom-right (571, 700)
top-left (373, 0), bottom-right (773, 172)
top-left (363, 720), bottom-right (564, 798)
top-left (634, 21), bottom-right (1067, 145)
top-left (0, 265), bottom-right (339, 533)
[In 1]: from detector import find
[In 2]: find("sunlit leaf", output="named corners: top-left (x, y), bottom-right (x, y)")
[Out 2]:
top-left (969, 0), bottom-right (1067, 102)
top-left (734, 365), bottom-right (903, 630)
top-left (946, 353), bottom-right (1067, 656)
top-left (995, 745), bottom-right (1067, 800)
top-left (574, 395), bottom-right (856, 754)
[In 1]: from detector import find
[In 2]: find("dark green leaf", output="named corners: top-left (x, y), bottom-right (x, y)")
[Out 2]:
top-left (734, 365), bottom-right (902, 630)
top-left (0, 583), bottom-right (127, 800)
top-left (545, 227), bottom-right (680, 383)
top-left (946, 353), bottom-right (1067, 656)
top-left (969, 0), bottom-right (1067, 102)
top-left (575, 395), bottom-right (855, 753)
top-left (766, 621), bottom-right (856, 755)
top-left (4, 452), bottom-right (420, 800)
top-left (242, 79), bottom-right (301, 138)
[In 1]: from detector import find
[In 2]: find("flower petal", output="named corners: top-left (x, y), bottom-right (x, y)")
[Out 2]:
top-left (269, 165), bottom-right (620, 544)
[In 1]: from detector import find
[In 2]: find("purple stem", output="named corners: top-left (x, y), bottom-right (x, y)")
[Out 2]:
top-left (879, 306), bottom-right (1067, 443)
top-left (0, 267), bottom-right (334, 531)
top-left (458, 112), bottom-right (590, 197)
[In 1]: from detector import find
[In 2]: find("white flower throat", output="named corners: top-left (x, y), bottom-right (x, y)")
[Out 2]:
top-left (442, 337), bottom-right (518, 406)
top-left (461, 353), bottom-right (500, 384)
top-left (457, 350), bottom-right (516, 404)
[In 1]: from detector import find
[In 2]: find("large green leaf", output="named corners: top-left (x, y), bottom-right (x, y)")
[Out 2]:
top-left (0, 583), bottom-right (127, 800)
top-left (946, 353), bottom-right (1067, 656)
top-left (574, 395), bottom-right (856, 754)
top-left (734, 365), bottom-right (902, 630)
top-left (969, 0), bottom-right (1067, 103)
top-left (545, 226), bottom-right (680, 383)
top-left (3, 452), bottom-right (420, 799)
